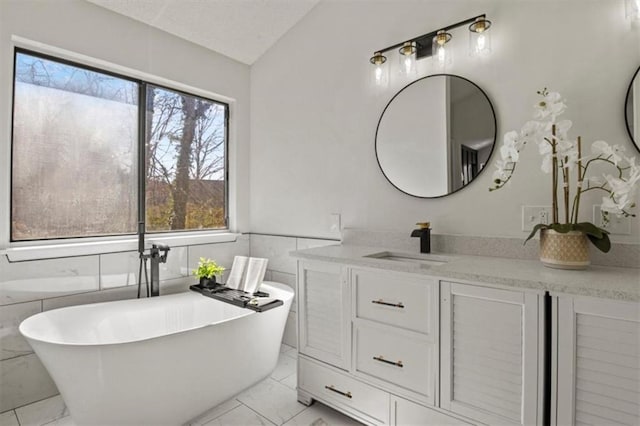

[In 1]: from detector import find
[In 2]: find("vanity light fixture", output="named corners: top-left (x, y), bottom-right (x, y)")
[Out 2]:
top-left (370, 51), bottom-right (389, 87)
top-left (433, 30), bottom-right (453, 68)
top-left (469, 16), bottom-right (492, 56)
top-left (398, 41), bottom-right (417, 76)
top-left (626, 0), bottom-right (640, 20)
top-left (370, 14), bottom-right (491, 86)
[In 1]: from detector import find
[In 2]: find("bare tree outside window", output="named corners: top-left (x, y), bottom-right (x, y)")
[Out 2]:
top-left (145, 86), bottom-right (227, 232)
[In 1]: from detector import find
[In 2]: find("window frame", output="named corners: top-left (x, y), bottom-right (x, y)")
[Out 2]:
top-left (10, 47), bottom-right (230, 244)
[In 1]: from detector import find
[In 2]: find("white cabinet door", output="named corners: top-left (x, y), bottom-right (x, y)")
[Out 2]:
top-left (555, 296), bottom-right (640, 426)
top-left (297, 261), bottom-right (351, 370)
top-left (441, 281), bottom-right (543, 426)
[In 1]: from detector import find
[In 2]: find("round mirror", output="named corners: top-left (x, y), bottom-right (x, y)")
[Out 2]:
top-left (375, 74), bottom-right (496, 198)
top-left (625, 66), bottom-right (640, 152)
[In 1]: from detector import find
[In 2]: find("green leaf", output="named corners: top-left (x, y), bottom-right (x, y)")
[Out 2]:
top-left (549, 223), bottom-right (573, 233)
top-left (586, 231), bottom-right (611, 253)
top-left (573, 222), bottom-right (606, 239)
top-left (524, 223), bottom-right (548, 245)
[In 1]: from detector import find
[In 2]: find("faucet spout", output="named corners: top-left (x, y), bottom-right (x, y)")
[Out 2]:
top-left (411, 224), bottom-right (431, 254)
top-left (149, 244), bottom-right (170, 297)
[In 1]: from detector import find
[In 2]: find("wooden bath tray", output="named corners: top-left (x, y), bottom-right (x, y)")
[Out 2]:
top-left (189, 283), bottom-right (283, 313)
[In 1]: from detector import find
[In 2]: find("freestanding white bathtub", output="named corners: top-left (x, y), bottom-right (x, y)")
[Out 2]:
top-left (19, 282), bottom-right (293, 426)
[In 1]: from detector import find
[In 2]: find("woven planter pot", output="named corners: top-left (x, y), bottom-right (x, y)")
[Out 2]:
top-left (539, 229), bottom-right (590, 270)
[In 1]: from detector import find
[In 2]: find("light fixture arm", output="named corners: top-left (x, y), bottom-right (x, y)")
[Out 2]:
top-left (373, 14), bottom-right (488, 59)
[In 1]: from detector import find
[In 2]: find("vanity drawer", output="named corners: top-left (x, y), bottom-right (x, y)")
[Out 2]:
top-left (354, 322), bottom-right (436, 403)
top-left (299, 356), bottom-right (390, 425)
top-left (353, 268), bottom-right (437, 335)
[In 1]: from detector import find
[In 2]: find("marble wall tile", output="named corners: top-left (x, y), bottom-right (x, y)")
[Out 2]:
top-left (0, 410), bottom-right (19, 426)
top-left (42, 285), bottom-right (137, 311)
top-left (0, 301), bottom-right (41, 361)
top-left (0, 353), bottom-right (58, 413)
top-left (188, 236), bottom-right (251, 282)
top-left (15, 395), bottom-right (68, 426)
top-left (0, 255), bottom-right (99, 306)
top-left (236, 378), bottom-right (306, 425)
top-left (250, 235), bottom-right (297, 274)
top-left (295, 237), bottom-right (339, 251)
top-left (99, 251), bottom-right (139, 289)
top-left (100, 245), bottom-right (189, 290)
top-left (282, 311), bottom-right (297, 348)
top-left (270, 271), bottom-right (296, 313)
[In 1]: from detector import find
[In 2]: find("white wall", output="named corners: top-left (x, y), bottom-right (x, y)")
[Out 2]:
top-left (250, 0), bottom-right (640, 243)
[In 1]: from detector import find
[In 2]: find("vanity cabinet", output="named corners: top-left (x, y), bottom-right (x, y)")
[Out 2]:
top-left (440, 282), bottom-right (544, 426)
top-left (554, 295), bottom-right (640, 426)
top-left (296, 261), bottom-right (544, 426)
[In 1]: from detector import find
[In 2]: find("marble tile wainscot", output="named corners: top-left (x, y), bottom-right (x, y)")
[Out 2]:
top-left (0, 236), bottom-right (249, 414)
top-left (291, 243), bottom-right (640, 426)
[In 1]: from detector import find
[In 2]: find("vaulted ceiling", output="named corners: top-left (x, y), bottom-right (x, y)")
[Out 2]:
top-left (86, 0), bottom-right (321, 65)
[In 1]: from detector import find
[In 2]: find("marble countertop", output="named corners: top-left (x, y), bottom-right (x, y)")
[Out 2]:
top-left (290, 244), bottom-right (640, 302)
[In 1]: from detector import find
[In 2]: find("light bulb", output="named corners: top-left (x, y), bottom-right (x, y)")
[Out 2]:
top-left (437, 45), bottom-right (446, 63)
top-left (375, 66), bottom-right (382, 83)
top-left (403, 57), bottom-right (412, 74)
top-left (477, 34), bottom-right (486, 50)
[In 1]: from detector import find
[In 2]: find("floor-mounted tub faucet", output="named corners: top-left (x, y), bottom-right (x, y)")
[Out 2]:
top-left (411, 222), bottom-right (431, 253)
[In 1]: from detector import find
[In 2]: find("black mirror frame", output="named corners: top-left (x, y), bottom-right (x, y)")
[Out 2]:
top-left (374, 73), bottom-right (498, 199)
top-left (624, 65), bottom-right (640, 153)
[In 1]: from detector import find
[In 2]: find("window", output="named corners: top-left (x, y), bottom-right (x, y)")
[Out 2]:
top-left (11, 49), bottom-right (228, 242)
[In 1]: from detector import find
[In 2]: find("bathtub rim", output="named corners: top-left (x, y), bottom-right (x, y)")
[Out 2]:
top-left (19, 281), bottom-right (293, 348)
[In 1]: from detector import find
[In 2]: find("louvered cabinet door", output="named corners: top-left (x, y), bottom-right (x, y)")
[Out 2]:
top-left (297, 261), bottom-right (351, 370)
top-left (441, 282), bottom-right (543, 426)
top-left (555, 296), bottom-right (640, 426)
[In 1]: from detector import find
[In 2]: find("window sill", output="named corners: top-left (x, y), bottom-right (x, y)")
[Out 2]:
top-left (1, 232), bottom-right (241, 262)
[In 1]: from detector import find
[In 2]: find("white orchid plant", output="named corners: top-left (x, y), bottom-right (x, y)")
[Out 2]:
top-left (490, 88), bottom-right (640, 252)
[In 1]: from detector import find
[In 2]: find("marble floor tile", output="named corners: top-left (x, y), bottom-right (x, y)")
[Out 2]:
top-left (0, 410), bottom-right (19, 426)
top-left (202, 404), bottom-right (274, 426)
top-left (0, 354), bottom-right (58, 413)
top-left (279, 372), bottom-right (297, 391)
top-left (237, 378), bottom-right (307, 425)
top-left (0, 300), bottom-right (41, 361)
top-left (271, 354), bottom-right (297, 381)
top-left (282, 345), bottom-right (297, 359)
top-left (43, 415), bottom-right (76, 426)
top-left (282, 402), bottom-right (364, 426)
top-left (187, 398), bottom-right (241, 426)
top-left (15, 394), bottom-right (68, 426)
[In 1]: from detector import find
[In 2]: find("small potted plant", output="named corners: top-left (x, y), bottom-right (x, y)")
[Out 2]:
top-left (193, 257), bottom-right (225, 288)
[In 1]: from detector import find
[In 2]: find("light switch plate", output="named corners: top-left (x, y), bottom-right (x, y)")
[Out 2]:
top-left (330, 213), bottom-right (341, 232)
top-left (593, 205), bottom-right (631, 235)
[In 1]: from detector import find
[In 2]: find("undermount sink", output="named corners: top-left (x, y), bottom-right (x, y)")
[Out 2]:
top-left (364, 251), bottom-right (452, 267)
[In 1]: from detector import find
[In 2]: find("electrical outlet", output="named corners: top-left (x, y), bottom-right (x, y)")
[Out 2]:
top-left (522, 206), bottom-right (552, 231)
top-left (593, 205), bottom-right (631, 235)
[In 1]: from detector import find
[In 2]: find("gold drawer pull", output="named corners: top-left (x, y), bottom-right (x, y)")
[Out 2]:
top-left (324, 385), bottom-right (352, 399)
top-left (372, 299), bottom-right (404, 308)
top-left (373, 355), bottom-right (404, 368)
